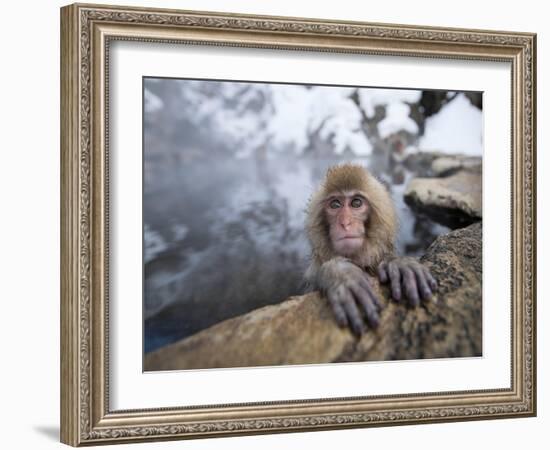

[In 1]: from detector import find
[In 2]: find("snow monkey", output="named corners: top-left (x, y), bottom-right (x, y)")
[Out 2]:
top-left (305, 164), bottom-right (437, 336)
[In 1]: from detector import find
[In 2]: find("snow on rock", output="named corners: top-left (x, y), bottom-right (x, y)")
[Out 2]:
top-left (358, 88), bottom-right (421, 117)
top-left (148, 79), bottom-right (481, 159)
top-left (258, 84), bottom-right (372, 156)
top-left (171, 81), bottom-right (431, 157)
top-left (418, 93), bottom-right (482, 156)
top-left (379, 101), bottom-right (419, 138)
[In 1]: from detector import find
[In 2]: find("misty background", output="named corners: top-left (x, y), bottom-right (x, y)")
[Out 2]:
top-left (143, 78), bottom-right (482, 353)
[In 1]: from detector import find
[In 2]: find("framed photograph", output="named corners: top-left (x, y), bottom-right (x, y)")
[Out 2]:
top-left (60, 3), bottom-right (536, 446)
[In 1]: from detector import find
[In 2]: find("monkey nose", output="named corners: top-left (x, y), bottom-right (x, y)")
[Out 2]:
top-left (339, 220), bottom-right (352, 230)
top-left (339, 212), bottom-right (352, 228)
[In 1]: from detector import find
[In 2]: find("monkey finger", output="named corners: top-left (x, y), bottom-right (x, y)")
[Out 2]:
top-left (341, 295), bottom-right (366, 336)
top-left (358, 277), bottom-right (384, 311)
top-left (327, 292), bottom-right (349, 328)
top-left (388, 262), bottom-right (402, 302)
top-left (423, 267), bottom-right (438, 291)
top-left (377, 262), bottom-right (389, 283)
top-left (350, 285), bottom-right (380, 328)
top-left (402, 268), bottom-right (420, 307)
top-left (412, 266), bottom-right (433, 301)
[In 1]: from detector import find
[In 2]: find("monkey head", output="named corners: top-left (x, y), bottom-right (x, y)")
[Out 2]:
top-left (307, 164), bottom-right (397, 270)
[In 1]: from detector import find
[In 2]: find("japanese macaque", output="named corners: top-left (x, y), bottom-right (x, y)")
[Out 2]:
top-left (305, 164), bottom-right (437, 335)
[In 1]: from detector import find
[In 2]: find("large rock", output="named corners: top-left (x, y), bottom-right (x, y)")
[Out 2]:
top-left (431, 155), bottom-right (481, 177)
top-left (144, 223), bottom-right (482, 371)
top-left (403, 151), bottom-right (444, 177)
top-left (403, 152), bottom-right (481, 178)
top-left (404, 170), bottom-right (482, 228)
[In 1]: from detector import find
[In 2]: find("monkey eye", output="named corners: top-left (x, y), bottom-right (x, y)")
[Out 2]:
top-left (351, 197), bottom-right (364, 208)
top-left (329, 199), bottom-right (342, 209)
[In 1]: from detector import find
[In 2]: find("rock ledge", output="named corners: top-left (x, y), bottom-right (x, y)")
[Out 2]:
top-left (145, 223), bottom-right (482, 371)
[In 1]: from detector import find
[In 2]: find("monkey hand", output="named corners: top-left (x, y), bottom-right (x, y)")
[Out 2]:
top-left (318, 257), bottom-right (383, 336)
top-left (377, 257), bottom-right (437, 307)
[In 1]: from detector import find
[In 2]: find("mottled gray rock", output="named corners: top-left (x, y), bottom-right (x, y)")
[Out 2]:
top-left (431, 155), bottom-right (482, 177)
top-left (404, 170), bottom-right (482, 228)
top-left (404, 152), bottom-right (481, 178)
top-left (144, 223), bottom-right (482, 371)
top-left (403, 151), bottom-right (444, 177)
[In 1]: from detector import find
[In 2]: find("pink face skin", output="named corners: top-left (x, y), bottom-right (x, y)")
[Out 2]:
top-left (324, 191), bottom-right (369, 257)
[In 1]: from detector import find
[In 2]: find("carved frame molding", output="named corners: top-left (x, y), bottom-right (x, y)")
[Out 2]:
top-left (60, 3), bottom-right (536, 446)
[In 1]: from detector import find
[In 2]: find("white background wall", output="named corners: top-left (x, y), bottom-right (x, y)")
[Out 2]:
top-left (0, 0), bottom-right (546, 449)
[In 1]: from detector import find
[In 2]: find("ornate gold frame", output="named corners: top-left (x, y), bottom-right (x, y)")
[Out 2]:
top-left (60, 2), bottom-right (536, 446)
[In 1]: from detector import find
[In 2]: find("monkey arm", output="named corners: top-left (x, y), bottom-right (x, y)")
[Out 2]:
top-left (377, 257), bottom-right (437, 306)
top-left (309, 257), bottom-right (383, 336)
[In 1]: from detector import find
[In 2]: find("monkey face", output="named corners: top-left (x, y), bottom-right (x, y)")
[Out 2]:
top-left (324, 191), bottom-right (369, 257)
top-left (307, 163), bottom-right (397, 269)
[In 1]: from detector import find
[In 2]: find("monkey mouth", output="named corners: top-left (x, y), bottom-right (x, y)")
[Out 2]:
top-left (338, 235), bottom-right (362, 241)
